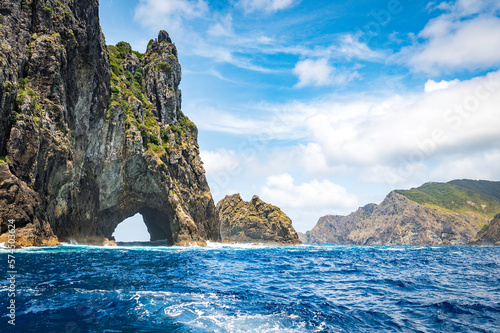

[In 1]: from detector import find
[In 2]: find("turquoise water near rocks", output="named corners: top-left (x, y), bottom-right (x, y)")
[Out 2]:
top-left (1, 244), bottom-right (499, 332)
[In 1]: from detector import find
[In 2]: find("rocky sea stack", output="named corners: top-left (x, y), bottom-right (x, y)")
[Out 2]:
top-left (217, 194), bottom-right (302, 245)
top-left (0, 0), bottom-right (220, 246)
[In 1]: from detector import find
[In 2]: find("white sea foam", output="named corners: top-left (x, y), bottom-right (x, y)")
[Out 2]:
top-left (126, 289), bottom-right (315, 333)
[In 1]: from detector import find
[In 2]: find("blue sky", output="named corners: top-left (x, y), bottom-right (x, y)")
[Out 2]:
top-left (102, 0), bottom-right (500, 239)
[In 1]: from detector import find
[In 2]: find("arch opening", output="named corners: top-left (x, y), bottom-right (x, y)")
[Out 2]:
top-left (112, 213), bottom-right (150, 242)
top-left (110, 207), bottom-right (174, 246)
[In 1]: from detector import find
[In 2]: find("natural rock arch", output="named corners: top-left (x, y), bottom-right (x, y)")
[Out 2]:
top-left (0, 1), bottom-right (220, 246)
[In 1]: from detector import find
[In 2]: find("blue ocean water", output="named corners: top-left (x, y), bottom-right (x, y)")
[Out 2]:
top-left (1, 244), bottom-right (499, 332)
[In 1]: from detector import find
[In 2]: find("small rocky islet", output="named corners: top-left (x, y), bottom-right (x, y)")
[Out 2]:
top-left (217, 194), bottom-right (302, 245)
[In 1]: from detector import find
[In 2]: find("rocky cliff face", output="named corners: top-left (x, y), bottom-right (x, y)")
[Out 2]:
top-left (0, 0), bottom-right (220, 246)
top-left (471, 214), bottom-right (500, 245)
top-left (303, 191), bottom-right (495, 246)
top-left (216, 194), bottom-right (301, 245)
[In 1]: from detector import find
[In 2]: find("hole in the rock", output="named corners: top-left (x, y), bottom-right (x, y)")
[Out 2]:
top-left (112, 213), bottom-right (150, 242)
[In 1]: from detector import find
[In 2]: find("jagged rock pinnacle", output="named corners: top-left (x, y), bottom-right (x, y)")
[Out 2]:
top-left (158, 30), bottom-right (172, 43)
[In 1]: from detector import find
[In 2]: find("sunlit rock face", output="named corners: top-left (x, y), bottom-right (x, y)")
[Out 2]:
top-left (217, 194), bottom-right (302, 245)
top-left (0, 0), bottom-right (220, 246)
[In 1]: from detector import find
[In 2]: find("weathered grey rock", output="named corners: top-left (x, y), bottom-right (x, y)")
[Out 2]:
top-left (0, 0), bottom-right (220, 246)
top-left (216, 194), bottom-right (301, 245)
top-left (144, 31), bottom-right (181, 126)
top-left (157, 30), bottom-right (172, 44)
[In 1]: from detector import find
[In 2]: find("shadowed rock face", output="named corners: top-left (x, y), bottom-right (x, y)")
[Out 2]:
top-left (216, 194), bottom-right (302, 245)
top-left (0, 0), bottom-right (220, 246)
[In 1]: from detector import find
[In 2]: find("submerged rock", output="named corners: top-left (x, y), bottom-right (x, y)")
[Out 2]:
top-left (0, 1), bottom-right (220, 246)
top-left (216, 194), bottom-right (301, 245)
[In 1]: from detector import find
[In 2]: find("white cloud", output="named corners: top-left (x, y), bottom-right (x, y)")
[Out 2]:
top-left (293, 58), bottom-right (333, 87)
top-left (295, 143), bottom-right (335, 176)
top-left (267, 34), bottom-right (384, 63)
top-left (261, 174), bottom-right (358, 210)
top-left (296, 71), bottom-right (500, 172)
top-left (293, 58), bottom-right (358, 88)
top-left (259, 174), bottom-right (359, 231)
top-left (190, 106), bottom-right (292, 136)
top-left (424, 79), bottom-right (459, 92)
top-left (290, 34), bottom-right (381, 88)
top-left (134, 0), bottom-right (208, 32)
top-left (430, 150), bottom-right (500, 181)
top-left (200, 149), bottom-right (240, 174)
top-left (200, 149), bottom-right (247, 202)
top-left (133, 2), bottom-right (382, 76)
top-left (238, 0), bottom-right (298, 14)
top-left (432, 0), bottom-right (500, 16)
top-left (134, 0), bottom-right (278, 73)
top-left (402, 1), bottom-right (500, 74)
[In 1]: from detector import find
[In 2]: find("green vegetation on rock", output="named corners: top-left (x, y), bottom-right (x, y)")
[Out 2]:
top-left (16, 78), bottom-right (38, 106)
top-left (106, 41), bottom-right (195, 156)
top-left (156, 62), bottom-right (172, 76)
top-left (107, 42), bottom-right (162, 153)
top-left (396, 180), bottom-right (500, 219)
top-left (41, 6), bottom-right (53, 14)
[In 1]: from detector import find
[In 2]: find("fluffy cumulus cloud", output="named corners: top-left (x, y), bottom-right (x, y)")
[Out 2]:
top-left (261, 174), bottom-right (358, 210)
top-left (293, 58), bottom-right (333, 87)
top-left (405, 0), bottom-right (500, 73)
top-left (238, 0), bottom-right (297, 14)
top-left (259, 174), bottom-right (359, 231)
